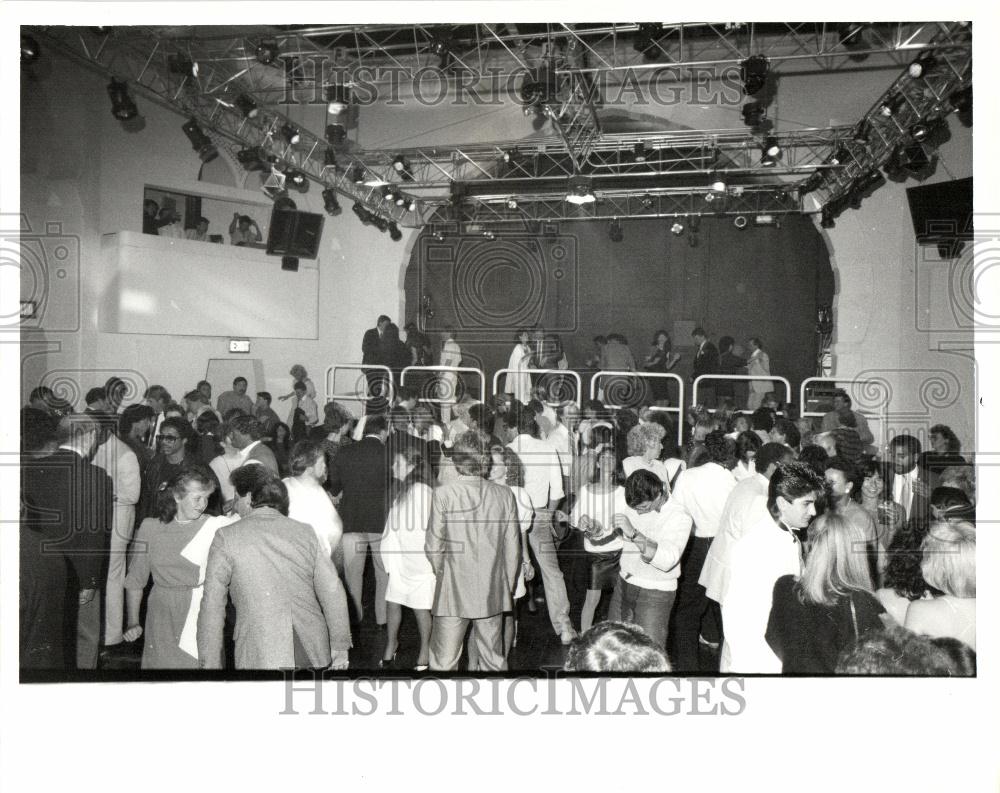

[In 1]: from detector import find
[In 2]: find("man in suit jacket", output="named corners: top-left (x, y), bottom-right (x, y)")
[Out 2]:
top-left (426, 431), bottom-right (521, 671)
top-left (691, 326), bottom-right (720, 408)
top-left (888, 434), bottom-right (939, 527)
top-left (328, 414), bottom-right (391, 626)
top-left (20, 414), bottom-right (114, 670)
top-left (362, 315), bottom-right (392, 401)
top-left (197, 469), bottom-right (351, 670)
top-left (228, 414), bottom-right (280, 475)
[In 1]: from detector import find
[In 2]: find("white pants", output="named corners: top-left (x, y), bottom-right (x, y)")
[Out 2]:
top-left (104, 503), bottom-right (136, 646)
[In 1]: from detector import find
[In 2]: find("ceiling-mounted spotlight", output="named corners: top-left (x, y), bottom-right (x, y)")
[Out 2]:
top-left (325, 123), bottom-right (347, 148)
top-left (949, 85), bottom-right (972, 127)
top-left (754, 214), bottom-right (778, 227)
top-left (323, 147), bottom-right (338, 169)
top-left (799, 171), bottom-right (825, 195)
top-left (392, 155), bottom-right (414, 182)
top-left (634, 23), bottom-right (664, 61)
top-left (432, 230), bottom-right (446, 242)
top-left (322, 189), bottom-right (342, 216)
top-left (181, 118), bottom-right (218, 163)
top-left (371, 215), bottom-right (390, 233)
top-left (107, 79), bottom-right (138, 121)
top-left (633, 142), bottom-right (648, 163)
top-left (506, 198), bottom-right (519, 210)
top-left (407, 199), bottom-right (419, 213)
top-left (908, 53), bottom-right (938, 79)
top-left (394, 192), bottom-right (407, 207)
top-left (739, 55), bottom-right (770, 96)
top-left (346, 163), bottom-right (366, 185)
top-left (741, 101), bottom-right (768, 132)
top-left (836, 24), bottom-right (869, 62)
top-left (388, 222), bottom-right (404, 241)
top-left (640, 194), bottom-right (655, 209)
top-left (820, 206), bottom-right (836, 228)
top-left (670, 221), bottom-right (685, 235)
top-left (852, 122), bottom-right (870, 144)
top-left (565, 177), bottom-right (596, 205)
top-left (235, 94), bottom-right (258, 119)
top-left (352, 203), bottom-right (373, 225)
top-left (383, 186), bottom-right (398, 203)
top-left (429, 33), bottom-right (454, 70)
top-left (879, 93), bottom-right (906, 118)
top-left (283, 168), bottom-right (308, 191)
top-left (280, 124), bottom-right (300, 145)
top-left (256, 39), bottom-right (279, 65)
top-left (21, 34), bottom-right (40, 64)
top-left (761, 136), bottom-right (782, 167)
top-left (856, 168), bottom-right (887, 195)
top-left (733, 215), bottom-right (749, 230)
top-left (910, 122), bottom-right (930, 142)
top-left (710, 174), bottom-right (727, 194)
top-left (326, 84), bottom-right (352, 115)
top-left (830, 146), bottom-right (852, 166)
top-left (609, 218), bottom-right (624, 243)
top-left (482, 230), bottom-right (497, 241)
top-left (168, 54), bottom-right (198, 79)
top-left (237, 147), bottom-right (266, 170)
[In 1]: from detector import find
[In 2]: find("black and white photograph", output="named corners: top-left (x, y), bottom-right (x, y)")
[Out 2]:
top-left (2, 4), bottom-right (997, 791)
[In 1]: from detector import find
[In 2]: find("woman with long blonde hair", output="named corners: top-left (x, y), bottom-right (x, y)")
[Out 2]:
top-left (765, 512), bottom-right (887, 673)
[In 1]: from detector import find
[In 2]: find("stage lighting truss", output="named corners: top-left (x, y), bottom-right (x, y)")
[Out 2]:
top-left (31, 22), bottom-right (970, 227)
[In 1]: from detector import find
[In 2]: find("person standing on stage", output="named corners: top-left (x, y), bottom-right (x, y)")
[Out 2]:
top-left (746, 337), bottom-right (772, 411)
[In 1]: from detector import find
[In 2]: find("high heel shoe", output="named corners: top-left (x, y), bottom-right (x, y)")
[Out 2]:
top-left (378, 653), bottom-right (397, 670)
top-left (414, 663), bottom-right (429, 672)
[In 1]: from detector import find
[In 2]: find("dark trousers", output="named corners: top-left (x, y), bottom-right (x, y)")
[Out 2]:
top-left (670, 536), bottom-right (716, 672)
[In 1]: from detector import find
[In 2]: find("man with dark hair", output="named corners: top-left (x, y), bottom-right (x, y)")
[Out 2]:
top-left (253, 391), bottom-right (281, 440)
top-left (119, 404), bottom-right (155, 467)
top-left (361, 315), bottom-right (392, 401)
top-left (426, 431), bottom-right (521, 671)
top-left (137, 416), bottom-right (196, 523)
top-left (85, 387), bottom-right (110, 413)
top-left (750, 407), bottom-right (775, 443)
top-left (836, 626), bottom-right (975, 676)
top-left (284, 440), bottom-right (343, 561)
top-left (28, 386), bottom-right (56, 414)
top-left (144, 385), bottom-right (173, 450)
top-left (887, 433), bottom-right (938, 525)
top-left (21, 414), bottom-right (114, 669)
top-left (769, 416), bottom-right (801, 451)
top-left (720, 461), bottom-right (825, 673)
top-left (196, 380), bottom-right (213, 403)
top-left (821, 388), bottom-right (874, 445)
top-left (104, 376), bottom-right (128, 414)
top-left (185, 216), bottom-right (210, 242)
top-left (702, 442), bottom-right (796, 604)
top-left (228, 414), bottom-right (279, 474)
top-left (217, 376), bottom-right (255, 417)
top-left (329, 410), bottom-right (391, 626)
top-left (506, 404), bottom-right (576, 644)
top-left (607, 470), bottom-right (692, 652)
top-left (668, 429), bottom-right (736, 670)
top-left (691, 326), bottom-right (720, 408)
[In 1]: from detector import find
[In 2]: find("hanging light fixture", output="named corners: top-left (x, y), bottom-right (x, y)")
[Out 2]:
top-left (739, 55), bottom-right (769, 96)
top-left (609, 218), bottom-right (624, 242)
top-left (326, 84), bottom-right (352, 114)
top-left (181, 118), bottom-right (218, 162)
top-left (107, 79), bottom-right (139, 120)
top-left (280, 123), bottom-right (300, 145)
top-left (565, 177), bottom-right (596, 205)
top-left (235, 94), bottom-right (258, 118)
top-left (322, 188), bottom-right (342, 216)
top-left (256, 38), bottom-right (279, 65)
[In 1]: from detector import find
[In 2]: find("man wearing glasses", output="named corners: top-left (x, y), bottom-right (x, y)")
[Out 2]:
top-left (135, 417), bottom-right (194, 525)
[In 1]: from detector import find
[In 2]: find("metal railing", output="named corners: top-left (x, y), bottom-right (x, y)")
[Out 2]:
top-left (691, 374), bottom-right (792, 414)
top-left (800, 377), bottom-right (889, 450)
top-left (492, 368), bottom-right (583, 408)
top-left (401, 365), bottom-right (486, 405)
top-left (590, 371), bottom-right (685, 447)
top-left (325, 364), bottom-right (394, 413)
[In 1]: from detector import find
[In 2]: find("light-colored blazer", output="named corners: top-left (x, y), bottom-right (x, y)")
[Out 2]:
top-left (425, 476), bottom-right (521, 619)
top-left (197, 507), bottom-right (351, 669)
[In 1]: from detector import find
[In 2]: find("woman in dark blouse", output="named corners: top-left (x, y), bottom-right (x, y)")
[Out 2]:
top-left (766, 512), bottom-right (886, 674)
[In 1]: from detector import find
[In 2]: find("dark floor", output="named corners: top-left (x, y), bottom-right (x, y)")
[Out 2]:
top-left (101, 541), bottom-right (721, 675)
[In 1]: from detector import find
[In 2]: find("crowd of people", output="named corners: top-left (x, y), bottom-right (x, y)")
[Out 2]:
top-left (19, 339), bottom-right (976, 676)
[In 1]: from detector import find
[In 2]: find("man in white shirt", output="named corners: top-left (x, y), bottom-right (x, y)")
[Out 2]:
top-left (820, 389), bottom-right (874, 446)
top-left (667, 430), bottom-right (737, 671)
top-left (720, 462), bottom-right (825, 674)
top-left (888, 434), bottom-right (937, 524)
top-left (701, 442), bottom-right (795, 604)
top-left (185, 216), bottom-right (210, 242)
top-left (608, 469), bottom-right (693, 650)
top-left (506, 404), bottom-right (576, 644)
top-left (284, 441), bottom-right (343, 562)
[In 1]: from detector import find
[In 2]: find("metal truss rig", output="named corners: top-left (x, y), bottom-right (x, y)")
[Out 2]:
top-left (32, 26), bottom-right (417, 227)
top-left (808, 23), bottom-right (971, 212)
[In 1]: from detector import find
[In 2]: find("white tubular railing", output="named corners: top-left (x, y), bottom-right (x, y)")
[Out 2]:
top-left (590, 371), bottom-right (685, 448)
top-left (325, 364), bottom-right (394, 412)
top-left (401, 365), bottom-right (486, 405)
top-left (492, 368), bottom-right (583, 408)
top-left (799, 377), bottom-right (889, 450)
top-left (691, 374), bottom-right (792, 413)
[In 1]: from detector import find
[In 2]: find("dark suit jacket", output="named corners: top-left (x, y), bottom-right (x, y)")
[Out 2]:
top-left (361, 327), bottom-right (382, 365)
top-left (693, 341), bottom-right (720, 380)
top-left (328, 435), bottom-right (390, 534)
top-left (243, 441), bottom-right (280, 475)
top-left (21, 449), bottom-right (114, 590)
top-left (890, 468), bottom-right (940, 526)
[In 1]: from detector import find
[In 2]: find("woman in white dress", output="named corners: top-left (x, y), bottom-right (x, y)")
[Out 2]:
top-left (380, 443), bottom-right (436, 670)
top-left (746, 337), bottom-right (772, 411)
top-left (504, 329), bottom-right (534, 404)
